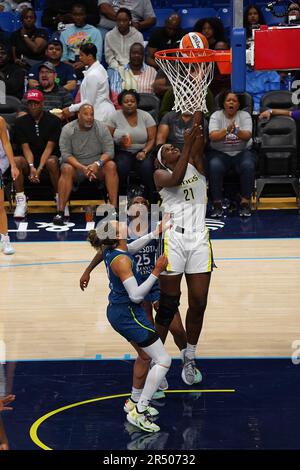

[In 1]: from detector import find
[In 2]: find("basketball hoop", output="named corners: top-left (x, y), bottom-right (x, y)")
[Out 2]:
top-left (155, 48), bottom-right (231, 114)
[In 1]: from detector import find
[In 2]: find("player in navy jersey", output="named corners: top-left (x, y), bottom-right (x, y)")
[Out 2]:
top-left (80, 219), bottom-right (170, 433)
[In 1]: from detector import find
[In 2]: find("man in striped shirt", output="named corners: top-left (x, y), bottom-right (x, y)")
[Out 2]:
top-left (108, 42), bottom-right (157, 108)
top-left (20, 62), bottom-right (74, 119)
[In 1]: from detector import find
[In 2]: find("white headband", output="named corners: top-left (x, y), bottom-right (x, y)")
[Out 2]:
top-left (157, 145), bottom-right (169, 170)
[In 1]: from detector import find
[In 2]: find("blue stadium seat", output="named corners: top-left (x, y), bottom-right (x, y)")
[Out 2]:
top-left (154, 8), bottom-right (177, 28)
top-left (167, 0), bottom-right (194, 8)
top-left (217, 7), bottom-right (232, 29)
top-left (144, 8), bottom-right (176, 41)
top-left (35, 10), bottom-right (43, 28)
top-left (0, 12), bottom-right (18, 33)
top-left (178, 7), bottom-right (218, 31)
top-left (260, 6), bottom-right (284, 26)
top-left (33, 0), bottom-right (47, 10)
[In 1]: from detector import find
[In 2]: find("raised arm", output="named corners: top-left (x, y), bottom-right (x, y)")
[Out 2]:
top-left (154, 112), bottom-right (202, 189)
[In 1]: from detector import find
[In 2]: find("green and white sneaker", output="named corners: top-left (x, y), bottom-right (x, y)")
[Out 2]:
top-left (124, 398), bottom-right (159, 417)
top-left (152, 390), bottom-right (166, 400)
top-left (194, 367), bottom-right (202, 384)
top-left (181, 350), bottom-right (202, 385)
top-left (127, 407), bottom-right (160, 433)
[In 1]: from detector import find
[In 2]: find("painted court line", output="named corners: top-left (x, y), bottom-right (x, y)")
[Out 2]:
top-left (1, 256), bottom-right (300, 268)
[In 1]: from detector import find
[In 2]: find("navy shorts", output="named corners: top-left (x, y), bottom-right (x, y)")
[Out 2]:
top-left (107, 301), bottom-right (158, 346)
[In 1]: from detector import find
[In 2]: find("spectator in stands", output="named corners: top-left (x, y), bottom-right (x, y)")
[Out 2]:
top-left (11, 7), bottom-right (48, 69)
top-left (53, 103), bottom-right (118, 225)
top-left (107, 89), bottom-right (157, 202)
top-left (243, 4), bottom-right (265, 39)
top-left (98, 0), bottom-right (156, 40)
top-left (0, 1), bottom-right (31, 12)
top-left (156, 110), bottom-right (208, 152)
top-left (108, 43), bottom-right (157, 108)
top-left (246, 65), bottom-right (280, 113)
top-left (42, 0), bottom-right (100, 30)
top-left (13, 89), bottom-right (61, 218)
top-left (208, 90), bottom-right (256, 217)
top-left (28, 40), bottom-right (77, 93)
top-left (194, 17), bottom-right (226, 49)
top-left (0, 43), bottom-right (25, 99)
top-left (104, 8), bottom-right (143, 70)
top-left (259, 107), bottom-right (300, 122)
top-left (209, 40), bottom-right (231, 97)
top-left (60, 3), bottom-right (103, 77)
top-left (0, 27), bottom-right (10, 50)
top-left (63, 43), bottom-right (115, 123)
top-left (146, 13), bottom-right (184, 70)
top-left (20, 61), bottom-right (74, 115)
top-left (0, 1), bottom-right (14, 11)
top-left (0, 116), bottom-right (18, 255)
top-left (286, 2), bottom-right (300, 24)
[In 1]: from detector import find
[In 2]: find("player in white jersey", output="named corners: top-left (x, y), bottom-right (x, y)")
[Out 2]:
top-left (154, 111), bottom-right (213, 386)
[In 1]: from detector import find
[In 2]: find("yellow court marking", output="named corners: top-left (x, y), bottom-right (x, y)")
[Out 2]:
top-left (30, 389), bottom-right (236, 450)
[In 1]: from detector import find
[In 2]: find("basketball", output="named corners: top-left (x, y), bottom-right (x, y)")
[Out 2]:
top-left (179, 32), bottom-right (209, 51)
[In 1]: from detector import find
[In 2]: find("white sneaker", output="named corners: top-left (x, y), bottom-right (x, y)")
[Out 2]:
top-left (181, 350), bottom-right (202, 386)
top-left (1, 235), bottom-right (15, 255)
top-left (124, 398), bottom-right (159, 417)
top-left (127, 407), bottom-right (160, 433)
top-left (14, 195), bottom-right (27, 218)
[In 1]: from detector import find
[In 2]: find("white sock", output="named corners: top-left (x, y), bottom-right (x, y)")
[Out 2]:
top-left (130, 387), bottom-right (142, 403)
top-left (137, 363), bottom-right (168, 413)
top-left (180, 348), bottom-right (186, 361)
top-left (16, 192), bottom-right (25, 198)
top-left (185, 343), bottom-right (197, 360)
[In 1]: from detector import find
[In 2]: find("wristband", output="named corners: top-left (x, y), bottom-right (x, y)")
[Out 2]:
top-left (267, 108), bottom-right (273, 114)
top-left (95, 160), bottom-right (104, 168)
top-left (29, 163), bottom-right (34, 167)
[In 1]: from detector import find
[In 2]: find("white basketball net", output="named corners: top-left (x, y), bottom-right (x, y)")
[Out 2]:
top-left (155, 49), bottom-right (215, 114)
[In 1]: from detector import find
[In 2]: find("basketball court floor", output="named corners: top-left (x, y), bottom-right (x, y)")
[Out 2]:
top-left (1, 207), bottom-right (300, 451)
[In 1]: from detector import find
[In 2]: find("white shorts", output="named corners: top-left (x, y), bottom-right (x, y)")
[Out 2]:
top-left (162, 226), bottom-right (213, 274)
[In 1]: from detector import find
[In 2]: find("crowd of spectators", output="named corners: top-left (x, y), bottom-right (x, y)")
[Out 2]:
top-left (1, 0), bottom-right (300, 254)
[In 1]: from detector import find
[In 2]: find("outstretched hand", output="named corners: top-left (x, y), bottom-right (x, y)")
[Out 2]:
top-left (0, 395), bottom-right (15, 412)
top-left (80, 271), bottom-right (90, 291)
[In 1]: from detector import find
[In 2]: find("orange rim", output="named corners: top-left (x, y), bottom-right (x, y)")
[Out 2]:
top-left (155, 48), bottom-right (232, 73)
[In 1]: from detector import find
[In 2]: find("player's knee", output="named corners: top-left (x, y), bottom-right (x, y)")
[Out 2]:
top-left (155, 292), bottom-right (180, 327)
top-left (159, 351), bottom-right (172, 369)
top-left (190, 296), bottom-right (207, 312)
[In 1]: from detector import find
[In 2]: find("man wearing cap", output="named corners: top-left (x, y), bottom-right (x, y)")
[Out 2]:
top-left (20, 61), bottom-right (74, 117)
top-left (28, 40), bottom-right (77, 93)
top-left (13, 89), bottom-right (62, 218)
